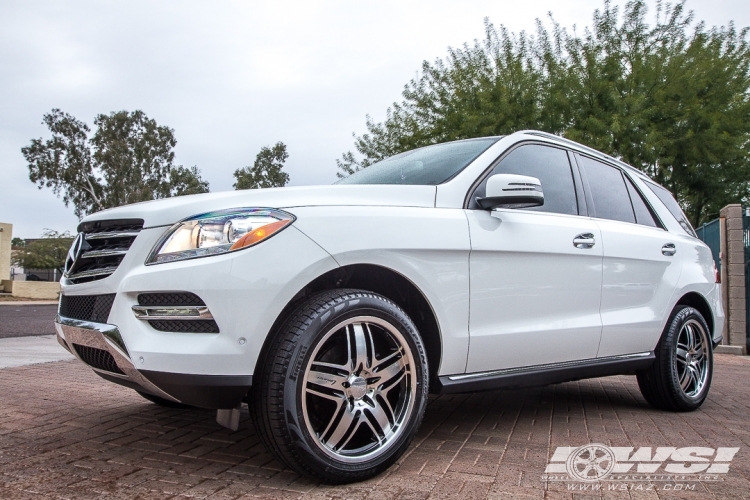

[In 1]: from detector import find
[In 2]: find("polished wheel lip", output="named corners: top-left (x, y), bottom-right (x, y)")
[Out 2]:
top-left (301, 315), bottom-right (417, 464)
top-left (674, 318), bottom-right (710, 399)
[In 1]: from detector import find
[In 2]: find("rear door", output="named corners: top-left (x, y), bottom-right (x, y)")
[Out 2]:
top-left (575, 154), bottom-right (682, 357)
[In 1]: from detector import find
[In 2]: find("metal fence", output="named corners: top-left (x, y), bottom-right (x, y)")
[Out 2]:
top-left (696, 218), bottom-right (721, 275)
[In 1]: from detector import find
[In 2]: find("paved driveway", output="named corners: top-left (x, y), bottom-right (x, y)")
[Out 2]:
top-left (1, 355), bottom-right (749, 499)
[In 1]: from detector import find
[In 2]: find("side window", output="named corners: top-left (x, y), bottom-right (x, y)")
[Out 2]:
top-left (623, 175), bottom-right (659, 228)
top-left (644, 180), bottom-right (698, 237)
top-left (470, 144), bottom-right (578, 215)
top-left (577, 155), bottom-right (635, 224)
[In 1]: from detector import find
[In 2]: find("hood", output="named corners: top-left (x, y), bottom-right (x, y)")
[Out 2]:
top-left (80, 184), bottom-right (437, 228)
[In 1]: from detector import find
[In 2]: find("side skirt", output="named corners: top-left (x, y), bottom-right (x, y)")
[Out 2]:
top-left (437, 352), bottom-right (654, 394)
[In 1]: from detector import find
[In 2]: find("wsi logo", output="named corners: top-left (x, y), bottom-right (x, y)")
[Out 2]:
top-left (543, 444), bottom-right (739, 482)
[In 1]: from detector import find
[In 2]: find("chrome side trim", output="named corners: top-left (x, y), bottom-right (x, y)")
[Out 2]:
top-left (448, 352), bottom-right (653, 382)
top-left (54, 315), bottom-right (179, 403)
top-left (131, 305), bottom-right (214, 321)
top-left (85, 231), bottom-right (141, 240)
top-left (66, 267), bottom-right (119, 280)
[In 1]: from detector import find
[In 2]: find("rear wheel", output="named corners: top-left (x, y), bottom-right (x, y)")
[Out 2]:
top-left (250, 289), bottom-right (429, 483)
top-left (636, 306), bottom-right (713, 411)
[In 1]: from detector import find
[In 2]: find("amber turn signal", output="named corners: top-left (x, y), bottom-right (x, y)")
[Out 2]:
top-left (229, 219), bottom-right (292, 250)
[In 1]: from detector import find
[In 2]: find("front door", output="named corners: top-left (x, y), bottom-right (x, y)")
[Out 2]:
top-left (465, 144), bottom-right (603, 373)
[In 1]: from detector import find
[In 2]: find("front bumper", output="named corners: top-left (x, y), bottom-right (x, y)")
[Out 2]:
top-left (55, 315), bottom-right (252, 409)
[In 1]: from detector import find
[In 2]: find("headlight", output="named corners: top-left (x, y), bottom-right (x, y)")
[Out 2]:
top-left (146, 208), bottom-right (295, 264)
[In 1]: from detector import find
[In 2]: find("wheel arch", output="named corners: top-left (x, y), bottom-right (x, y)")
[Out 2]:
top-left (259, 263), bottom-right (443, 392)
top-left (675, 291), bottom-right (714, 338)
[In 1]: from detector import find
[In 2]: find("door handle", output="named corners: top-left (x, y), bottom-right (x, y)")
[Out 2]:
top-left (573, 233), bottom-right (596, 249)
top-left (662, 243), bottom-right (676, 256)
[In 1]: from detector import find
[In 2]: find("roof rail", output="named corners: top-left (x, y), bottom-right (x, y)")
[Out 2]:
top-left (512, 130), bottom-right (648, 178)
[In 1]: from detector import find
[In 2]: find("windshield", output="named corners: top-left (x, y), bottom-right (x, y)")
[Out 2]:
top-left (337, 138), bottom-right (499, 185)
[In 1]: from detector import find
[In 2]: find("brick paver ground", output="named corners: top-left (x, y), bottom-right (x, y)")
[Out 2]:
top-left (1, 355), bottom-right (750, 499)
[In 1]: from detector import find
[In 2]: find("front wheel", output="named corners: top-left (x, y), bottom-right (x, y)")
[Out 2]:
top-left (636, 306), bottom-right (713, 411)
top-left (250, 289), bottom-right (429, 483)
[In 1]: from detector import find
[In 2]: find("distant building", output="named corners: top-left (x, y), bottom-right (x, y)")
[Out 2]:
top-left (0, 222), bottom-right (12, 291)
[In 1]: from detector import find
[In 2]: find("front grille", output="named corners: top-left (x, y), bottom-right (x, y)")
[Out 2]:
top-left (137, 292), bottom-right (206, 307)
top-left (137, 292), bottom-right (219, 333)
top-left (59, 294), bottom-right (116, 323)
top-left (65, 219), bottom-right (144, 284)
top-left (72, 344), bottom-right (125, 375)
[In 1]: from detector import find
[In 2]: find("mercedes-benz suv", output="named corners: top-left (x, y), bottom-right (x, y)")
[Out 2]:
top-left (55, 130), bottom-right (723, 483)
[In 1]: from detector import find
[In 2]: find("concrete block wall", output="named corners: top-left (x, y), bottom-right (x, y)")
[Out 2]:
top-left (0, 223), bottom-right (11, 282)
top-left (10, 281), bottom-right (60, 300)
top-left (717, 204), bottom-right (747, 355)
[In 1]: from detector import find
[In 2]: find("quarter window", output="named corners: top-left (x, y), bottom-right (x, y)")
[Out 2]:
top-left (470, 144), bottom-right (578, 215)
top-left (577, 155), bottom-right (635, 224)
top-left (644, 181), bottom-right (697, 237)
top-left (624, 175), bottom-right (659, 227)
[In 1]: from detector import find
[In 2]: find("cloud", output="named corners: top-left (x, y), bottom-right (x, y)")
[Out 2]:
top-left (1, 0), bottom-right (746, 237)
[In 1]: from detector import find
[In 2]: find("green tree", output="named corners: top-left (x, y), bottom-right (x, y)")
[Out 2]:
top-left (22, 109), bottom-right (210, 218)
top-left (12, 230), bottom-right (74, 274)
top-left (339, 0), bottom-right (750, 225)
top-left (11, 238), bottom-right (25, 248)
top-left (234, 142), bottom-right (290, 189)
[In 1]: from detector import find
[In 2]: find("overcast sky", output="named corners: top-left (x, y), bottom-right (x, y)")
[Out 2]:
top-left (1, 0), bottom-right (748, 238)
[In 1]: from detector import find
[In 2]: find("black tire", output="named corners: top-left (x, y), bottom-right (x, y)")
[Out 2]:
top-left (250, 289), bottom-right (429, 484)
top-left (136, 391), bottom-right (192, 408)
top-left (636, 306), bottom-right (713, 412)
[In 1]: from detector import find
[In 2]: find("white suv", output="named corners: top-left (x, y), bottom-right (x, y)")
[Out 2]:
top-left (55, 131), bottom-right (723, 483)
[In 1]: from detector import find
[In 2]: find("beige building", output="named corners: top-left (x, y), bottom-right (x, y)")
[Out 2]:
top-left (0, 223), bottom-right (60, 299)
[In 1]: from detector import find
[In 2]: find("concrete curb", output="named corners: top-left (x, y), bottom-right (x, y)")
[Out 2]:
top-left (0, 301), bottom-right (58, 306)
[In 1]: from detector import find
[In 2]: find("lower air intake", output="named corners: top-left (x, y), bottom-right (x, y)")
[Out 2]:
top-left (72, 344), bottom-right (125, 375)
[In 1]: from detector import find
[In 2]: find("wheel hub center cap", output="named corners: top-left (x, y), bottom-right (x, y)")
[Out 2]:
top-left (349, 376), bottom-right (367, 400)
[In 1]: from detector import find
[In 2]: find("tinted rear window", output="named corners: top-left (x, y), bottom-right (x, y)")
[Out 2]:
top-left (577, 155), bottom-right (635, 224)
top-left (338, 138), bottom-right (498, 185)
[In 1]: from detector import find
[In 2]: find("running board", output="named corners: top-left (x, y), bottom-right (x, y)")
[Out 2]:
top-left (437, 352), bottom-right (655, 394)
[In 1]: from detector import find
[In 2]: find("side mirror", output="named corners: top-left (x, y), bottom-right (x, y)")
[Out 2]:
top-left (477, 174), bottom-right (544, 210)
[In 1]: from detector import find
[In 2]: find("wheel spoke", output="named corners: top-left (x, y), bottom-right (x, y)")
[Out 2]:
top-left (311, 360), bottom-right (349, 374)
top-left (323, 406), bottom-right (360, 450)
top-left (376, 393), bottom-right (396, 425)
top-left (686, 325), bottom-right (695, 350)
top-left (372, 347), bottom-right (404, 370)
top-left (365, 404), bottom-right (391, 439)
top-left (350, 323), bottom-right (372, 371)
top-left (373, 356), bottom-right (405, 387)
top-left (306, 386), bottom-right (344, 403)
top-left (307, 370), bottom-right (348, 390)
top-left (680, 367), bottom-right (693, 391)
top-left (692, 346), bottom-right (704, 362)
top-left (380, 371), bottom-right (406, 395)
top-left (675, 347), bottom-right (688, 363)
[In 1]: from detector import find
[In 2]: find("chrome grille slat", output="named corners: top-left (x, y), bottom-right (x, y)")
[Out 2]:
top-left (80, 249), bottom-right (129, 259)
top-left (85, 231), bottom-right (141, 240)
top-left (67, 267), bottom-right (120, 280)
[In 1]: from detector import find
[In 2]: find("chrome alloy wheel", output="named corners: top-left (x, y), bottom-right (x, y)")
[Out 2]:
top-left (301, 316), bottom-right (417, 463)
top-left (674, 318), bottom-right (710, 398)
